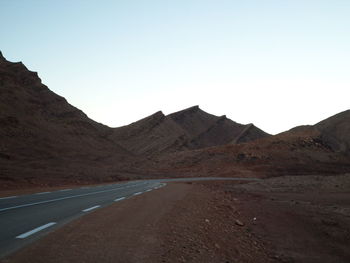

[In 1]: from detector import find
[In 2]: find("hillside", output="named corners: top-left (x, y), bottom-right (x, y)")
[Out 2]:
top-left (314, 110), bottom-right (350, 154)
top-left (149, 111), bottom-right (350, 178)
top-left (111, 105), bottom-right (270, 155)
top-left (0, 52), bottom-right (136, 188)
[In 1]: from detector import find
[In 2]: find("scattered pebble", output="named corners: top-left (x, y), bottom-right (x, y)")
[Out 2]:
top-left (235, 219), bottom-right (244, 226)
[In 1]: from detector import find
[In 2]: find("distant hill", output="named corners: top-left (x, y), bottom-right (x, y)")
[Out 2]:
top-left (110, 105), bottom-right (270, 155)
top-left (287, 110), bottom-right (350, 154)
top-left (152, 110), bottom-right (350, 178)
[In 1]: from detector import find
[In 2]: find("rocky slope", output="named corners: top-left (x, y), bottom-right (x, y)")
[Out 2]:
top-left (110, 105), bottom-right (269, 155)
top-left (314, 110), bottom-right (350, 154)
top-left (150, 111), bottom-right (350, 178)
top-left (0, 52), bottom-right (136, 187)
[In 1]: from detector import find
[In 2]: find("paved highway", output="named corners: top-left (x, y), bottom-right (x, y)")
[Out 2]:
top-left (0, 177), bottom-right (260, 259)
top-left (0, 180), bottom-right (166, 258)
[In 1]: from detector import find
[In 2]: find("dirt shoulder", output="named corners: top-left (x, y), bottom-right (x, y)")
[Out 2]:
top-left (209, 174), bottom-right (350, 263)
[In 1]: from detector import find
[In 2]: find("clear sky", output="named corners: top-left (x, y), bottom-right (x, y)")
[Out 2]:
top-left (1, 0), bottom-right (349, 134)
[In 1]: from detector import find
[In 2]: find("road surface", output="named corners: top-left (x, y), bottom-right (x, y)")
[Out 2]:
top-left (0, 177), bottom-right (259, 259)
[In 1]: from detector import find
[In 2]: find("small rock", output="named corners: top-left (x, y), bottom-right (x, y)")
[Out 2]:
top-left (205, 219), bottom-right (210, 223)
top-left (235, 219), bottom-right (244, 226)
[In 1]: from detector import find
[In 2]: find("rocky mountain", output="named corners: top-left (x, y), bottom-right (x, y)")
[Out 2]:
top-left (110, 106), bottom-right (270, 155)
top-left (314, 110), bottom-right (350, 154)
top-left (152, 110), bottom-right (350, 178)
top-left (1, 51), bottom-right (349, 188)
top-left (286, 110), bottom-right (350, 155)
top-left (0, 51), bottom-right (136, 187)
top-left (0, 52), bottom-right (269, 188)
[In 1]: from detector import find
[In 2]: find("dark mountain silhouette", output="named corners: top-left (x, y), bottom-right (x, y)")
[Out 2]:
top-left (111, 106), bottom-right (270, 155)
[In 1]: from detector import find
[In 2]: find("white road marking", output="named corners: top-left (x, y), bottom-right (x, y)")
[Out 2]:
top-left (35, 192), bottom-right (51, 195)
top-left (114, 197), bottom-right (126, 202)
top-left (154, 183), bottom-right (166, 190)
top-left (59, 189), bottom-right (72, 192)
top-left (133, 192), bottom-right (142, 196)
top-left (0, 196), bottom-right (17, 200)
top-left (0, 186), bottom-right (140, 212)
top-left (82, 205), bottom-right (100, 212)
top-left (16, 222), bottom-right (56, 239)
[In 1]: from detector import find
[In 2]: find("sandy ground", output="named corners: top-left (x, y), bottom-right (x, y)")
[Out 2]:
top-left (2, 175), bottom-right (350, 263)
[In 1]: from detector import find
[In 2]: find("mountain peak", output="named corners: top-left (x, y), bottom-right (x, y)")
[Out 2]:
top-left (167, 105), bottom-right (201, 120)
top-left (149, 110), bottom-right (165, 121)
top-left (188, 105), bottom-right (199, 110)
top-left (184, 105), bottom-right (200, 113)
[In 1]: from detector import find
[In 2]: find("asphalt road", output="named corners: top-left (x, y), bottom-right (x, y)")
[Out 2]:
top-left (0, 180), bottom-right (166, 259)
top-left (0, 177), bottom-right (260, 259)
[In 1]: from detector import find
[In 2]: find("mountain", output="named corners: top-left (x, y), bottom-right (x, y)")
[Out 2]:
top-left (151, 111), bottom-right (350, 178)
top-left (1, 51), bottom-right (348, 189)
top-left (287, 110), bottom-right (350, 155)
top-left (314, 110), bottom-right (350, 154)
top-left (110, 106), bottom-right (270, 155)
top-left (0, 52), bottom-right (269, 188)
top-left (0, 51), bottom-right (136, 188)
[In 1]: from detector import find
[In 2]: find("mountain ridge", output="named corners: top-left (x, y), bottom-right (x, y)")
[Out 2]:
top-left (110, 105), bottom-right (270, 155)
top-left (0, 52), bottom-right (269, 187)
top-left (1, 51), bottom-right (349, 189)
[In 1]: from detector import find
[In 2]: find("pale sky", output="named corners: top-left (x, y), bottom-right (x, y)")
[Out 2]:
top-left (1, 0), bottom-right (349, 134)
